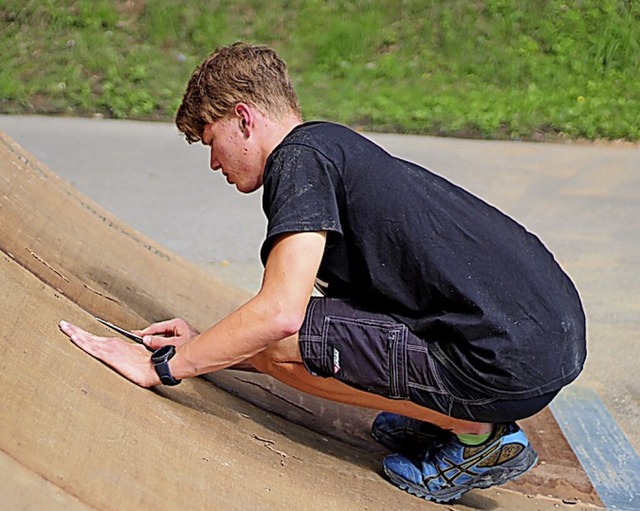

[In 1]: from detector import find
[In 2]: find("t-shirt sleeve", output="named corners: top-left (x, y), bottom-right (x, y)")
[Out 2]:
top-left (260, 143), bottom-right (343, 264)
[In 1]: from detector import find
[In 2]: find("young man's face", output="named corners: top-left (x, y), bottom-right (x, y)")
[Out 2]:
top-left (202, 116), bottom-right (263, 194)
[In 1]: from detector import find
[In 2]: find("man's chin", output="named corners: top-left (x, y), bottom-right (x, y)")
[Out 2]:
top-left (235, 182), bottom-right (261, 194)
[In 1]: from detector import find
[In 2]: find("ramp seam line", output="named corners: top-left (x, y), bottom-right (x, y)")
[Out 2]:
top-left (0, 446), bottom-right (100, 510)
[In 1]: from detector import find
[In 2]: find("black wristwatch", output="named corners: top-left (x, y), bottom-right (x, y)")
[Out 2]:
top-left (151, 345), bottom-right (181, 386)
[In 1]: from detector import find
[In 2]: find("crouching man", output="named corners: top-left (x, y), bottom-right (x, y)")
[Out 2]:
top-left (60, 42), bottom-right (586, 503)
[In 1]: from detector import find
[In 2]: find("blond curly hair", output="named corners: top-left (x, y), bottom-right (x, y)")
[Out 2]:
top-left (176, 42), bottom-right (302, 143)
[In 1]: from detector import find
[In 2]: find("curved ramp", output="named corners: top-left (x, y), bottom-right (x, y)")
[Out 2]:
top-left (0, 132), bottom-right (602, 510)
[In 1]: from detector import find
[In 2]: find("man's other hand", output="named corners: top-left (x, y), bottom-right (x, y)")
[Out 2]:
top-left (134, 318), bottom-right (199, 350)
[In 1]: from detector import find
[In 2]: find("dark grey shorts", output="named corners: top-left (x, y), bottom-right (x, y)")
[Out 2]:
top-left (298, 297), bottom-right (557, 423)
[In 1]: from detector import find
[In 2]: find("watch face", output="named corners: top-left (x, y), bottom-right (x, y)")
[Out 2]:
top-left (152, 345), bottom-right (174, 361)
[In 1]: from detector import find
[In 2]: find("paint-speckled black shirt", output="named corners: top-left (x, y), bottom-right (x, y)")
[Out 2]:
top-left (261, 121), bottom-right (586, 398)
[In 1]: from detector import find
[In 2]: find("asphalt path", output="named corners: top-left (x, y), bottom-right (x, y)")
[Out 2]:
top-left (1, 114), bottom-right (638, 463)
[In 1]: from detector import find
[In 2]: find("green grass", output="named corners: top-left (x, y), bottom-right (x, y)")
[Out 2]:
top-left (1, 0), bottom-right (639, 141)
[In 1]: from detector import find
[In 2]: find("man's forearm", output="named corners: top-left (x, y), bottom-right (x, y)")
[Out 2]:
top-left (167, 292), bottom-right (301, 380)
top-left (166, 231), bottom-right (325, 382)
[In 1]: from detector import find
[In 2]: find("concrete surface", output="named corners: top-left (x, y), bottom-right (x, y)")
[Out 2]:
top-left (1, 114), bottom-right (639, 509)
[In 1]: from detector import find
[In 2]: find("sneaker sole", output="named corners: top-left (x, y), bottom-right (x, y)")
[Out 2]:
top-left (383, 446), bottom-right (539, 503)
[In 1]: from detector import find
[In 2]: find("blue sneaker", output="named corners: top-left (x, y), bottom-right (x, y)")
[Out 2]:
top-left (382, 422), bottom-right (538, 503)
top-left (371, 412), bottom-right (446, 453)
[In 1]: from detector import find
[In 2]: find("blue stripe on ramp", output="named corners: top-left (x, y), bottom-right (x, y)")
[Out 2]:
top-left (550, 386), bottom-right (640, 510)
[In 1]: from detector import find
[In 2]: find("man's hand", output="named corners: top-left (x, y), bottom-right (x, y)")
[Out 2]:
top-left (59, 321), bottom-right (160, 387)
top-left (133, 318), bottom-right (199, 350)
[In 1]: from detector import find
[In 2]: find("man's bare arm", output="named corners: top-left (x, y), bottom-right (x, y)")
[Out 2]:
top-left (168, 231), bottom-right (326, 380)
top-left (59, 231), bottom-right (326, 387)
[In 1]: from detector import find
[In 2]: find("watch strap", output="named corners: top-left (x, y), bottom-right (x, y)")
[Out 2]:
top-left (151, 345), bottom-right (181, 386)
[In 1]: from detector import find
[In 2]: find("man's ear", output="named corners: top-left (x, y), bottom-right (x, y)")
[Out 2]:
top-left (234, 103), bottom-right (253, 137)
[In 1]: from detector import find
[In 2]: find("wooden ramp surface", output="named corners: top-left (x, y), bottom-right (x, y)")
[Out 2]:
top-left (0, 132), bottom-right (603, 510)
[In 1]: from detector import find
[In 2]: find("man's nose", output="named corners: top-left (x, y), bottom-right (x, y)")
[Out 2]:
top-left (210, 151), bottom-right (221, 171)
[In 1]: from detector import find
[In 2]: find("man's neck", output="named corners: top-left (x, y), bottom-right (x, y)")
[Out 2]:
top-left (257, 113), bottom-right (303, 165)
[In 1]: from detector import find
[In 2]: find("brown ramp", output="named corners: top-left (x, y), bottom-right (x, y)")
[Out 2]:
top-left (0, 132), bottom-right (602, 510)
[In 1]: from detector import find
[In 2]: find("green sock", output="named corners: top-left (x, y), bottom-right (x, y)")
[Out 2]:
top-left (456, 431), bottom-right (491, 446)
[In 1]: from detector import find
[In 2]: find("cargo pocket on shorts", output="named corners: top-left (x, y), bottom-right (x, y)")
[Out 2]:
top-left (322, 316), bottom-right (409, 400)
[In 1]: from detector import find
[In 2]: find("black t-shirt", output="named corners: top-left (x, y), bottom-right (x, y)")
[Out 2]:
top-left (261, 122), bottom-right (586, 398)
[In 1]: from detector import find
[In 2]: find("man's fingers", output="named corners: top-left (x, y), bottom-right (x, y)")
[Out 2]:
top-left (59, 320), bottom-right (99, 341)
top-left (142, 335), bottom-right (173, 350)
top-left (136, 318), bottom-right (199, 349)
top-left (138, 319), bottom-right (178, 336)
top-left (59, 320), bottom-right (164, 354)
top-left (59, 320), bottom-right (157, 387)
top-left (60, 320), bottom-right (112, 354)
top-left (69, 332), bottom-right (108, 357)
top-left (60, 320), bottom-right (132, 357)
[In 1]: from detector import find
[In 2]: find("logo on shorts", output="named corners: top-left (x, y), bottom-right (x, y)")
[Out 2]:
top-left (333, 348), bottom-right (341, 374)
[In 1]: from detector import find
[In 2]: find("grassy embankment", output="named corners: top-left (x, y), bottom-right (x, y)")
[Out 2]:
top-left (1, 0), bottom-right (639, 141)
